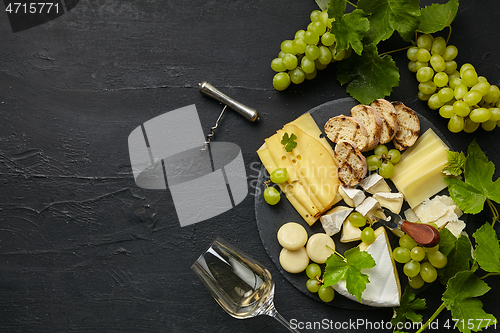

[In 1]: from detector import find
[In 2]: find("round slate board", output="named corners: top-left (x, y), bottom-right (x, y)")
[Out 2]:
top-left (255, 97), bottom-right (454, 310)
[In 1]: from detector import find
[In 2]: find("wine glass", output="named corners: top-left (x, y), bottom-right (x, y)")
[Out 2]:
top-left (191, 238), bottom-right (301, 333)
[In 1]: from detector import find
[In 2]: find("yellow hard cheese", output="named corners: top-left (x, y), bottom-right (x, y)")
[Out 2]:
top-left (390, 129), bottom-right (449, 208)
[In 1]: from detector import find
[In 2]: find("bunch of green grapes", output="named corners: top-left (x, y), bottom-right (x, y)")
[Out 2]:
top-left (408, 34), bottom-right (500, 133)
top-left (305, 263), bottom-right (335, 302)
top-left (271, 10), bottom-right (351, 91)
top-left (366, 144), bottom-right (401, 179)
top-left (393, 233), bottom-right (447, 289)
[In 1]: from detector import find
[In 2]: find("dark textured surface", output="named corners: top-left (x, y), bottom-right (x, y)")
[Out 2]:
top-left (0, 1), bottom-right (499, 332)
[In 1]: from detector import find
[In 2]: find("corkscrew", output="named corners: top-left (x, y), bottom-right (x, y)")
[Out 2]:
top-left (199, 81), bottom-right (260, 148)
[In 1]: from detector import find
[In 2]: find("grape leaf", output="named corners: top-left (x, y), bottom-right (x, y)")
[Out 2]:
top-left (438, 228), bottom-right (474, 286)
top-left (336, 44), bottom-right (399, 105)
top-left (330, 9), bottom-right (370, 56)
top-left (281, 133), bottom-right (297, 152)
top-left (442, 150), bottom-right (466, 177)
top-left (442, 271), bottom-right (496, 333)
top-left (358, 0), bottom-right (420, 45)
top-left (418, 0), bottom-right (459, 34)
top-left (472, 223), bottom-right (500, 273)
top-left (315, 0), bottom-right (330, 11)
top-left (391, 286), bottom-right (426, 328)
top-left (445, 139), bottom-right (500, 214)
top-left (327, 0), bottom-right (346, 22)
top-left (323, 247), bottom-right (375, 302)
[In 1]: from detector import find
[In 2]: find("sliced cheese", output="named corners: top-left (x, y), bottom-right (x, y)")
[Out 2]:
top-left (264, 134), bottom-right (299, 183)
top-left (359, 173), bottom-right (391, 194)
top-left (334, 227), bottom-right (401, 307)
top-left (320, 206), bottom-right (353, 236)
top-left (373, 192), bottom-right (404, 214)
top-left (339, 185), bottom-right (366, 207)
top-left (290, 112), bottom-right (335, 158)
top-left (341, 219), bottom-right (362, 243)
top-left (445, 219), bottom-right (466, 238)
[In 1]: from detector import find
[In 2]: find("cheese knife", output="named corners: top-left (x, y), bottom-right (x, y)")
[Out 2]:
top-left (377, 209), bottom-right (440, 247)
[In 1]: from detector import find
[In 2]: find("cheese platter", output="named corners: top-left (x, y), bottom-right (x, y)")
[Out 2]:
top-left (254, 97), bottom-right (463, 310)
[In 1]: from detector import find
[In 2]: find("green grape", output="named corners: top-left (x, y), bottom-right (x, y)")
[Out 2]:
top-left (306, 263), bottom-right (322, 279)
top-left (415, 61), bottom-right (428, 72)
top-left (281, 40), bottom-right (295, 54)
top-left (448, 70), bottom-right (460, 81)
top-left (418, 91), bottom-right (432, 101)
top-left (448, 114), bottom-right (464, 133)
top-left (439, 105), bottom-right (454, 118)
top-left (463, 90), bottom-right (482, 106)
top-left (463, 117), bottom-right (480, 133)
top-left (319, 11), bottom-right (329, 25)
top-left (489, 108), bottom-right (500, 121)
top-left (304, 68), bottom-right (317, 80)
top-left (306, 278), bottom-right (321, 293)
top-left (416, 67), bottom-right (434, 82)
top-left (314, 59), bottom-right (328, 71)
top-left (361, 227), bottom-right (375, 244)
top-left (305, 45), bottom-right (319, 60)
top-left (366, 155), bottom-right (382, 171)
top-left (462, 68), bottom-right (479, 87)
top-left (310, 10), bottom-right (321, 22)
top-left (408, 274), bottom-right (425, 289)
top-left (481, 120), bottom-right (497, 131)
top-left (321, 32), bottom-right (336, 46)
top-left (419, 81), bottom-right (437, 94)
top-left (444, 61), bottom-right (458, 75)
top-left (303, 30), bottom-right (319, 45)
top-left (442, 45), bottom-right (458, 61)
top-left (471, 81), bottom-right (491, 96)
top-left (428, 251), bottom-right (447, 269)
top-left (318, 286), bottom-right (335, 302)
top-left (407, 46), bottom-right (419, 61)
top-left (393, 247), bottom-right (411, 264)
top-left (483, 85), bottom-right (500, 104)
top-left (408, 61), bottom-right (418, 73)
top-left (290, 67), bottom-right (306, 84)
top-left (454, 83), bottom-right (468, 100)
top-left (343, 48), bottom-right (352, 59)
top-left (312, 20), bottom-right (327, 35)
top-left (348, 212), bottom-right (367, 228)
top-left (292, 38), bottom-right (307, 54)
top-left (428, 93), bottom-right (444, 110)
top-left (460, 63), bottom-right (474, 76)
top-left (453, 100), bottom-right (471, 117)
top-left (374, 144), bottom-right (388, 157)
top-left (278, 51), bottom-right (285, 58)
top-left (333, 48), bottom-right (346, 61)
top-left (317, 46), bottom-right (332, 65)
top-left (430, 37), bottom-right (446, 55)
top-left (270, 167), bottom-right (289, 184)
top-left (430, 54), bottom-right (446, 72)
top-left (301, 57), bottom-right (316, 74)
top-left (416, 48), bottom-right (431, 62)
top-left (404, 260), bottom-right (421, 278)
top-left (438, 87), bottom-right (454, 103)
top-left (273, 73), bottom-right (291, 91)
top-left (387, 149), bottom-right (401, 164)
top-left (420, 262), bottom-right (438, 283)
top-left (424, 244), bottom-right (439, 254)
top-left (379, 161), bottom-right (394, 178)
top-left (417, 34), bottom-right (433, 51)
top-left (478, 76), bottom-right (488, 82)
top-left (411, 247), bottom-right (426, 262)
top-left (282, 54), bottom-right (298, 70)
top-left (433, 72), bottom-right (449, 87)
top-left (271, 58), bottom-right (286, 72)
top-left (400, 234), bottom-right (418, 250)
top-left (263, 186), bottom-right (281, 205)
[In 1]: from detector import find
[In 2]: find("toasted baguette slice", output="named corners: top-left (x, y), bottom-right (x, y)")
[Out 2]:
top-left (370, 99), bottom-right (398, 144)
top-left (350, 104), bottom-right (382, 151)
top-left (324, 115), bottom-right (368, 152)
top-left (391, 102), bottom-right (420, 150)
top-left (334, 140), bottom-right (367, 187)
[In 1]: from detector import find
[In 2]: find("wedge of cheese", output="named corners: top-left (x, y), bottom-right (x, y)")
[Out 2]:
top-left (334, 227), bottom-right (401, 307)
top-left (373, 192), bottom-right (404, 214)
top-left (320, 206), bottom-right (353, 236)
top-left (390, 129), bottom-right (449, 208)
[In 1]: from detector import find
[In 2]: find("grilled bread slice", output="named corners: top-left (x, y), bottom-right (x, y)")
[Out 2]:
top-left (334, 140), bottom-right (367, 187)
top-left (391, 102), bottom-right (420, 150)
top-left (324, 115), bottom-right (369, 152)
top-left (370, 99), bottom-right (398, 144)
top-left (350, 104), bottom-right (382, 151)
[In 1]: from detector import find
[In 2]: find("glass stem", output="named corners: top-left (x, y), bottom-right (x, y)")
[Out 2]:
top-left (265, 304), bottom-right (301, 333)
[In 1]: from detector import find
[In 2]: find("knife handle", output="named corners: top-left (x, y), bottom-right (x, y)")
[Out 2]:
top-left (400, 220), bottom-right (440, 247)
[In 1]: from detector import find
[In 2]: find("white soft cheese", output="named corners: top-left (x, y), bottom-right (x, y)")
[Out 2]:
top-left (359, 173), bottom-right (392, 194)
top-left (339, 186), bottom-right (366, 207)
top-left (320, 206), bottom-right (353, 236)
top-left (373, 192), bottom-right (404, 214)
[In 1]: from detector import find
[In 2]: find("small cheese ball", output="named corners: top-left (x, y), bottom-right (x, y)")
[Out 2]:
top-left (306, 233), bottom-right (336, 264)
top-left (277, 222), bottom-right (308, 251)
top-left (279, 247), bottom-right (309, 273)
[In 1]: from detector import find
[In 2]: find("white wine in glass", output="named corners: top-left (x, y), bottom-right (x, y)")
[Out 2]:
top-left (191, 238), bottom-right (300, 332)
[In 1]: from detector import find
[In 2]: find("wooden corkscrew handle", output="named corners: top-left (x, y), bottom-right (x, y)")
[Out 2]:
top-left (400, 220), bottom-right (440, 247)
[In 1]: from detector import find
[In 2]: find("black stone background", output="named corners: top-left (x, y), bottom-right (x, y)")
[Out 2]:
top-left (0, 1), bottom-right (499, 332)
